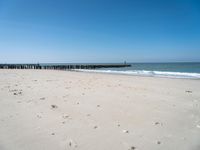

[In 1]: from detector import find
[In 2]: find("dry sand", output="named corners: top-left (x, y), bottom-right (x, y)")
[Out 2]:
top-left (0, 69), bottom-right (200, 150)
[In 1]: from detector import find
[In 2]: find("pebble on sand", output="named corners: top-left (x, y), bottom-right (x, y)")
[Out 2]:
top-left (51, 105), bottom-right (58, 109)
top-left (130, 146), bottom-right (136, 150)
top-left (157, 141), bottom-right (161, 145)
top-left (40, 97), bottom-right (45, 100)
top-left (185, 90), bottom-right (192, 93)
top-left (123, 130), bottom-right (129, 133)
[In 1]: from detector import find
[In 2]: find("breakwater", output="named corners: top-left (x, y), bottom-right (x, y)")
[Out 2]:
top-left (0, 64), bottom-right (131, 70)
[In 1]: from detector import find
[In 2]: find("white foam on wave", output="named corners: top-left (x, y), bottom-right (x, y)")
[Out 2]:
top-left (74, 69), bottom-right (200, 79)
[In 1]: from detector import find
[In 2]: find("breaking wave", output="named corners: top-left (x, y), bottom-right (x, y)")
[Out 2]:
top-left (74, 69), bottom-right (200, 79)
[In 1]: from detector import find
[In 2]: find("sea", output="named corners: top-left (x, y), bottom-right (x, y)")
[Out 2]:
top-left (76, 62), bottom-right (200, 79)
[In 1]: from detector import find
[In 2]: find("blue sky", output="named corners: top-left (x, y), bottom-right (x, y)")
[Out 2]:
top-left (0, 0), bottom-right (200, 63)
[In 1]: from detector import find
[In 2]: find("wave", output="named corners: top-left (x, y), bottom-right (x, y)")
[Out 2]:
top-left (73, 69), bottom-right (200, 79)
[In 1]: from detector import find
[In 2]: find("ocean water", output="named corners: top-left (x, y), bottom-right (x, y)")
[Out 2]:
top-left (76, 62), bottom-right (200, 79)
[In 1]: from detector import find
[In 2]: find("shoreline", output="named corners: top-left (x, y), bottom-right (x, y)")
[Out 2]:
top-left (71, 69), bottom-right (200, 80)
top-left (1, 68), bottom-right (200, 80)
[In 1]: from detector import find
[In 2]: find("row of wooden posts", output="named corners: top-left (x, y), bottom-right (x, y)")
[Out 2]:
top-left (0, 64), bottom-right (131, 70)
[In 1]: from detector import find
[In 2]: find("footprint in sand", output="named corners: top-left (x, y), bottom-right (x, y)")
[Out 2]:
top-left (155, 122), bottom-right (163, 126)
top-left (37, 115), bottom-right (42, 119)
top-left (63, 95), bottom-right (68, 98)
top-left (46, 80), bottom-right (53, 82)
top-left (68, 139), bottom-right (78, 148)
top-left (10, 89), bottom-right (17, 92)
top-left (12, 90), bottom-right (22, 95)
top-left (62, 115), bottom-right (69, 119)
top-left (5, 86), bottom-right (11, 88)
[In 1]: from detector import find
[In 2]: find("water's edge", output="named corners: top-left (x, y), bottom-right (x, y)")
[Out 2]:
top-left (74, 69), bottom-right (200, 79)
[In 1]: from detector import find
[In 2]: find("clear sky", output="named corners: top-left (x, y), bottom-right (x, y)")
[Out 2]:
top-left (0, 0), bottom-right (200, 63)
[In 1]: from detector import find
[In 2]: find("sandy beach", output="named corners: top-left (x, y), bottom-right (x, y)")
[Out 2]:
top-left (0, 69), bottom-right (200, 150)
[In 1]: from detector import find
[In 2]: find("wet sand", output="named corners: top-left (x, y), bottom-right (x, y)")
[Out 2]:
top-left (0, 69), bottom-right (200, 150)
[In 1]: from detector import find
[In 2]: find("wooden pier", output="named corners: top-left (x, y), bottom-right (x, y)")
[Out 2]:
top-left (0, 63), bottom-right (131, 70)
